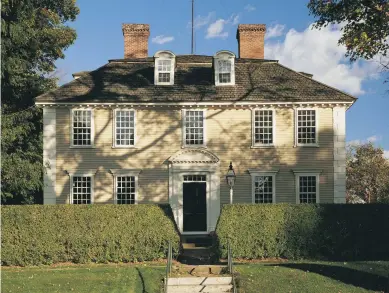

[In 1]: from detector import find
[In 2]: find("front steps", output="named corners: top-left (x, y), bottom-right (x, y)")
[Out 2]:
top-left (166, 276), bottom-right (233, 293)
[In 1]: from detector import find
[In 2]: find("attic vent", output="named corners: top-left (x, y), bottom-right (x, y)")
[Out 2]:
top-left (299, 72), bottom-right (313, 78)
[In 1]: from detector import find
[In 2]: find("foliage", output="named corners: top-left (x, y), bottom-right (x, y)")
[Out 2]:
top-left (214, 204), bottom-right (389, 260)
top-left (1, 204), bottom-right (181, 266)
top-left (1, 0), bottom-right (79, 204)
top-left (308, 0), bottom-right (389, 62)
top-left (346, 143), bottom-right (389, 203)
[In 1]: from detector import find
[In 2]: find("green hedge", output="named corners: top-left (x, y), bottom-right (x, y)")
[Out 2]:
top-left (215, 204), bottom-right (389, 260)
top-left (1, 204), bottom-right (181, 266)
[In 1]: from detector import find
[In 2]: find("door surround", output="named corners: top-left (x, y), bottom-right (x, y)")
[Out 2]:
top-left (168, 149), bottom-right (220, 235)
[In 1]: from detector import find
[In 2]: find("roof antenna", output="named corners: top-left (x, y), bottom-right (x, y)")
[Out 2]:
top-left (191, 0), bottom-right (194, 54)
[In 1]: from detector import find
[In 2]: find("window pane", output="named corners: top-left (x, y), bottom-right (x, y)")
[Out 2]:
top-left (299, 176), bottom-right (317, 203)
top-left (72, 110), bottom-right (92, 146)
top-left (115, 110), bottom-right (135, 146)
top-left (254, 176), bottom-right (273, 203)
top-left (218, 60), bottom-right (232, 83)
top-left (72, 176), bottom-right (91, 204)
top-left (254, 110), bottom-right (273, 144)
top-left (185, 111), bottom-right (204, 145)
top-left (297, 110), bottom-right (316, 144)
top-left (116, 176), bottom-right (135, 204)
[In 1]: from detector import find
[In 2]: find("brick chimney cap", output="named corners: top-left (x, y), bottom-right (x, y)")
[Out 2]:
top-left (122, 24), bottom-right (150, 35)
top-left (238, 24), bottom-right (266, 32)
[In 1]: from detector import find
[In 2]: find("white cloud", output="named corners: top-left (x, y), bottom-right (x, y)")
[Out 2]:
top-left (367, 135), bottom-right (381, 143)
top-left (229, 13), bottom-right (240, 25)
top-left (347, 135), bottom-right (382, 146)
top-left (190, 12), bottom-right (215, 29)
top-left (244, 4), bottom-right (256, 12)
top-left (264, 24), bottom-right (381, 96)
top-left (383, 150), bottom-right (389, 159)
top-left (265, 24), bottom-right (285, 40)
top-left (347, 139), bottom-right (361, 146)
top-left (151, 35), bottom-right (174, 45)
top-left (206, 19), bottom-right (228, 39)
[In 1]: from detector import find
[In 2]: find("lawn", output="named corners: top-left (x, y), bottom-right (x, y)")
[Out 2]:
top-left (1, 264), bottom-right (166, 293)
top-left (2, 261), bottom-right (389, 293)
top-left (235, 260), bottom-right (389, 293)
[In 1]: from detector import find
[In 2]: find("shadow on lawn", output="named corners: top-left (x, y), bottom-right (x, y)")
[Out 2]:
top-left (265, 263), bottom-right (389, 292)
top-left (135, 267), bottom-right (147, 293)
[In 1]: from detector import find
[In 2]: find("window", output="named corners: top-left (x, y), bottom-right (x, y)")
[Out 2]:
top-left (72, 109), bottom-right (93, 146)
top-left (183, 110), bottom-right (205, 146)
top-left (214, 51), bottom-right (235, 86)
top-left (154, 51), bottom-right (175, 85)
top-left (298, 176), bottom-right (318, 203)
top-left (116, 176), bottom-right (136, 204)
top-left (71, 176), bottom-right (92, 204)
top-left (296, 109), bottom-right (317, 145)
top-left (249, 170), bottom-right (277, 204)
top-left (253, 109), bottom-right (274, 146)
top-left (114, 110), bottom-right (135, 147)
top-left (183, 175), bottom-right (206, 182)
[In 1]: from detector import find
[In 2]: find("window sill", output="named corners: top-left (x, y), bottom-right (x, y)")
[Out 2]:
top-left (69, 146), bottom-right (95, 149)
top-left (251, 145), bottom-right (275, 149)
top-left (294, 144), bottom-right (320, 148)
top-left (112, 146), bottom-right (138, 149)
top-left (181, 145), bottom-right (207, 149)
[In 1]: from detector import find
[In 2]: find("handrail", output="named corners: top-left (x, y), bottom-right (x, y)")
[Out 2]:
top-left (164, 241), bottom-right (172, 293)
top-left (227, 239), bottom-right (237, 293)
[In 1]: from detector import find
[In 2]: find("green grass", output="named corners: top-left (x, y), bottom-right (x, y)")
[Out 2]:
top-left (235, 261), bottom-right (389, 293)
top-left (1, 264), bottom-right (166, 293)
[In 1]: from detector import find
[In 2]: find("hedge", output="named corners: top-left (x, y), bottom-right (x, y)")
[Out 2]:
top-left (1, 204), bottom-right (181, 266)
top-left (214, 204), bottom-right (389, 260)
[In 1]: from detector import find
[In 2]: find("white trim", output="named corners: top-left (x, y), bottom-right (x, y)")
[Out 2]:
top-left (112, 109), bottom-right (137, 148)
top-left (294, 172), bottom-right (320, 204)
top-left (182, 109), bottom-right (207, 148)
top-left (248, 170), bottom-right (279, 204)
top-left (251, 108), bottom-right (276, 147)
top-left (43, 108), bottom-right (57, 204)
top-left (333, 106), bottom-right (346, 203)
top-left (37, 101), bottom-right (355, 107)
top-left (214, 51), bottom-right (235, 86)
top-left (70, 108), bottom-right (94, 148)
top-left (295, 108), bottom-right (319, 147)
top-left (69, 174), bottom-right (94, 204)
top-left (154, 51), bottom-right (175, 86)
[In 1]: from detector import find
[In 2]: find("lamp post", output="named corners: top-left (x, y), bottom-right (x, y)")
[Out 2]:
top-left (226, 162), bottom-right (236, 204)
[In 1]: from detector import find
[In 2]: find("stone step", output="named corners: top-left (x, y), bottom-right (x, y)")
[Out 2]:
top-left (167, 276), bottom-right (232, 286)
top-left (171, 265), bottom-right (228, 276)
top-left (167, 284), bottom-right (233, 293)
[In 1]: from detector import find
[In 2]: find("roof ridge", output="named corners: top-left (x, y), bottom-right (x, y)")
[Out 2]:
top-left (275, 63), bottom-right (357, 101)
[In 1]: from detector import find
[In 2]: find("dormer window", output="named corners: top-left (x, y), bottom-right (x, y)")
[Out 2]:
top-left (214, 51), bottom-right (235, 86)
top-left (154, 51), bottom-right (175, 85)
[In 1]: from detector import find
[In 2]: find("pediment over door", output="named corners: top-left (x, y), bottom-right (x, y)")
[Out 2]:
top-left (169, 149), bottom-right (219, 164)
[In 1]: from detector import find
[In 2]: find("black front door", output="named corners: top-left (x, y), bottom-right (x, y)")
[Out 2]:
top-left (183, 182), bottom-right (207, 232)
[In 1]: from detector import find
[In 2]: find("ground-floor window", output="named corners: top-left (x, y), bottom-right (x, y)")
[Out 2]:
top-left (249, 171), bottom-right (277, 204)
top-left (297, 175), bottom-right (319, 203)
top-left (115, 176), bottom-right (136, 204)
top-left (71, 176), bottom-right (92, 204)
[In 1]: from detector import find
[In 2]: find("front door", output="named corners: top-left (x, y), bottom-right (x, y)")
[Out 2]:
top-left (183, 182), bottom-right (207, 232)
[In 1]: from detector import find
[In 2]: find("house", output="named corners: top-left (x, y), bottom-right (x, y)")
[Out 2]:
top-left (36, 23), bottom-right (356, 235)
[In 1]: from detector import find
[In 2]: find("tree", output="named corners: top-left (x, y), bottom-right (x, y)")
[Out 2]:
top-left (1, 0), bottom-right (79, 204)
top-left (346, 143), bottom-right (389, 203)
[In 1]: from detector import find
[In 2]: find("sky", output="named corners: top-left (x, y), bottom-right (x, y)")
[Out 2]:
top-left (56, 0), bottom-right (389, 157)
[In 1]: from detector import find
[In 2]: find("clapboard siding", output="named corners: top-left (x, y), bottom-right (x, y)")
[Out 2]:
top-left (55, 107), bottom-right (334, 204)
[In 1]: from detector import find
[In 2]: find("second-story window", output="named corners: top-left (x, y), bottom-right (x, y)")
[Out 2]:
top-left (72, 109), bottom-right (93, 147)
top-left (184, 110), bottom-right (205, 146)
top-left (114, 109), bottom-right (135, 147)
top-left (297, 109), bottom-right (317, 145)
top-left (253, 109), bottom-right (274, 146)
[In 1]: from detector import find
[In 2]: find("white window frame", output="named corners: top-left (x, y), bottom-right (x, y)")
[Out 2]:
top-left (69, 174), bottom-right (94, 204)
top-left (294, 108), bottom-right (319, 147)
top-left (113, 109), bottom-right (136, 148)
top-left (248, 170), bottom-right (278, 204)
top-left (182, 109), bottom-right (206, 148)
top-left (214, 51), bottom-right (235, 86)
top-left (251, 108), bottom-right (276, 148)
top-left (154, 51), bottom-right (175, 86)
top-left (70, 108), bottom-right (94, 148)
top-left (110, 169), bottom-right (141, 204)
top-left (293, 171), bottom-right (320, 204)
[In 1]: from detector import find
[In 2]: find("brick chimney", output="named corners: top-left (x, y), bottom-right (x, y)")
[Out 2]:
top-left (236, 24), bottom-right (266, 59)
top-left (122, 24), bottom-right (150, 58)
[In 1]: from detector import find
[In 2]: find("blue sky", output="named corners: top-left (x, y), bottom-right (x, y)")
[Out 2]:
top-left (56, 0), bottom-right (389, 156)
